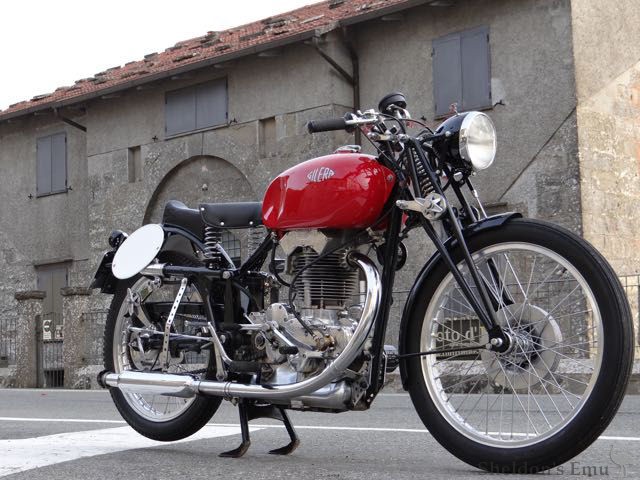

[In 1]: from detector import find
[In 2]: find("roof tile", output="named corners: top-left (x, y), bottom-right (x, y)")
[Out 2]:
top-left (0, 0), bottom-right (418, 120)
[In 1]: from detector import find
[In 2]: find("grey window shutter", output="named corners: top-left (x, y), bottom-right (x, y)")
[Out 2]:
top-left (461, 26), bottom-right (491, 111)
top-left (166, 88), bottom-right (196, 136)
top-left (37, 136), bottom-right (52, 195)
top-left (433, 34), bottom-right (462, 117)
top-left (37, 269), bottom-right (53, 314)
top-left (51, 266), bottom-right (67, 318)
top-left (196, 78), bottom-right (227, 129)
top-left (37, 265), bottom-right (67, 317)
top-left (51, 133), bottom-right (67, 192)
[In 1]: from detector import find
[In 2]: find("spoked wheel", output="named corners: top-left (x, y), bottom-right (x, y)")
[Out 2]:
top-left (104, 252), bottom-right (221, 441)
top-left (405, 219), bottom-right (633, 473)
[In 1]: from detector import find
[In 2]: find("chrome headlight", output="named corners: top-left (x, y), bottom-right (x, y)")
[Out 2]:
top-left (432, 111), bottom-right (497, 172)
top-left (459, 112), bottom-right (496, 170)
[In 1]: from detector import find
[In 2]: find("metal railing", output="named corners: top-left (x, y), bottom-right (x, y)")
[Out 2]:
top-left (38, 312), bottom-right (64, 388)
top-left (80, 310), bottom-right (109, 366)
top-left (0, 274), bottom-right (639, 390)
top-left (0, 315), bottom-right (16, 367)
top-left (620, 275), bottom-right (640, 348)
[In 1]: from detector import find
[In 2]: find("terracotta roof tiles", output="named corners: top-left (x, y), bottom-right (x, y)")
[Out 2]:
top-left (0, 0), bottom-right (427, 121)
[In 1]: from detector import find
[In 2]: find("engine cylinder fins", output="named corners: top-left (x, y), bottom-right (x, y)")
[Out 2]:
top-left (291, 250), bottom-right (360, 309)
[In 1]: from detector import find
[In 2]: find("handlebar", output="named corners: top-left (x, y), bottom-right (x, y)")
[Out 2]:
top-left (306, 117), bottom-right (348, 133)
top-left (307, 111), bottom-right (381, 134)
top-left (306, 108), bottom-right (423, 143)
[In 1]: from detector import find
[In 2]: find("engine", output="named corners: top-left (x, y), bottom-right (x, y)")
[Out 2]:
top-left (247, 230), bottom-right (365, 385)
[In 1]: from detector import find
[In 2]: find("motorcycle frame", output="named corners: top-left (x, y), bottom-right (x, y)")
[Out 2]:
top-left (93, 133), bottom-right (517, 406)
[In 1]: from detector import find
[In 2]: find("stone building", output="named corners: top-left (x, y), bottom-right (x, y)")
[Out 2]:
top-left (0, 0), bottom-right (639, 387)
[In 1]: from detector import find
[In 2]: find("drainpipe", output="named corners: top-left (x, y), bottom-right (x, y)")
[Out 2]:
top-left (344, 31), bottom-right (361, 146)
top-left (312, 31), bottom-right (361, 145)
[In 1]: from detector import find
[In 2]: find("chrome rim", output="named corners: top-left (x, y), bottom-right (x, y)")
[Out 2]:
top-left (113, 277), bottom-right (210, 422)
top-left (420, 242), bottom-right (603, 448)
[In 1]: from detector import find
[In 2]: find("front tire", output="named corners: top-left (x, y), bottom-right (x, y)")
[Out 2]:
top-left (104, 252), bottom-right (222, 442)
top-left (404, 219), bottom-right (633, 473)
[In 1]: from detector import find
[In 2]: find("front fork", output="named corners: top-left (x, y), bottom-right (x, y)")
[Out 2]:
top-left (404, 140), bottom-right (511, 350)
top-left (418, 217), bottom-right (510, 350)
top-left (366, 144), bottom-right (513, 402)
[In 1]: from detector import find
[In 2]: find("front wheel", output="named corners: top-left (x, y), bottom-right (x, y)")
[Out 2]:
top-left (404, 219), bottom-right (633, 473)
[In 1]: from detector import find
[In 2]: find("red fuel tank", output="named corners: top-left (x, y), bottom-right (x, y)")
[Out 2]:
top-left (262, 153), bottom-right (396, 231)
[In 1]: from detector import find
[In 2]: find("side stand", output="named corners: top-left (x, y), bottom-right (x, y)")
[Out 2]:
top-left (219, 400), bottom-right (300, 458)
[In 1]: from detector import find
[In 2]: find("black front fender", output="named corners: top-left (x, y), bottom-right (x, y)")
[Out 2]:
top-left (397, 212), bottom-right (522, 390)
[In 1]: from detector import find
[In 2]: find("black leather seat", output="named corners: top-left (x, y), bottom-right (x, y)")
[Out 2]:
top-left (162, 200), bottom-right (263, 238)
top-left (199, 202), bottom-right (263, 229)
top-left (162, 200), bottom-right (204, 238)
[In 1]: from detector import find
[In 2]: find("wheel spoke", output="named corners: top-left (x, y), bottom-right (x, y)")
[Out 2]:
top-left (420, 241), bottom-right (604, 448)
top-left (114, 276), bottom-right (211, 423)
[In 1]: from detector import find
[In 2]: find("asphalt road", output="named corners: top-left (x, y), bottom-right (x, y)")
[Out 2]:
top-left (1, 389), bottom-right (639, 479)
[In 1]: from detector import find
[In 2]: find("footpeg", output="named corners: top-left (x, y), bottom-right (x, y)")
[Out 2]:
top-left (219, 400), bottom-right (300, 458)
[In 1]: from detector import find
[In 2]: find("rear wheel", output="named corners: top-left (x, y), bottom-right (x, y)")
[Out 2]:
top-left (104, 252), bottom-right (221, 441)
top-left (405, 219), bottom-right (633, 473)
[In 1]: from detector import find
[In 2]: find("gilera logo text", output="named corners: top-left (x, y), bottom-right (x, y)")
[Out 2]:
top-left (307, 167), bottom-right (335, 183)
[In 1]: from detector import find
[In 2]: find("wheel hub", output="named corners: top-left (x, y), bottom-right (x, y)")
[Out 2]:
top-left (481, 303), bottom-right (563, 390)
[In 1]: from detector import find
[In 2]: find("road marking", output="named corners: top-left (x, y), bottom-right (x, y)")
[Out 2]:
top-left (0, 389), bottom-right (410, 396)
top-left (1, 417), bottom-right (639, 442)
top-left (0, 425), bottom-right (261, 478)
top-left (0, 388), bottom-right (109, 394)
top-left (0, 417), bottom-right (126, 424)
top-left (215, 423), bottom-right (431, 434)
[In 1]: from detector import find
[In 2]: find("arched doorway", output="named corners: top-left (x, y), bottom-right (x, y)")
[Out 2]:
top-left (144, 155), bottom-right (257, 223)
top-left (144, 155), bottom-right (258, 263)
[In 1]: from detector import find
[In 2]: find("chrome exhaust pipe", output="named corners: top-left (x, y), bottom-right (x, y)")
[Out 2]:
top-left (102, 253), bottom-right (380, 402)
top-left (290, 381), bottom-right (353, 410)
top-left (104, 370), bottom-right (197, 398)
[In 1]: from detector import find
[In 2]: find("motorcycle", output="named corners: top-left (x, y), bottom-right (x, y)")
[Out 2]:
top-left (92, 92), bottom-right (633, 473)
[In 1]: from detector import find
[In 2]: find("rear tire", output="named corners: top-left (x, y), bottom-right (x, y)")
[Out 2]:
top-left (404, 219), bottom-right (633, 473)
top-left (104, 252), bottom-right (222, 442)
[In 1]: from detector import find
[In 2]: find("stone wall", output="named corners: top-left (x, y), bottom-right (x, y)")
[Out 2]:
top-left (0, 111), bottom-right (91, 333)
top-left (7, 0), bottom-right (632, 386)
top-left (356, 0), bottom-right (578, 217)
top-left (354, 0), bottom-right (579, 343)
top-left (570, 0), bottom-right (640, 275)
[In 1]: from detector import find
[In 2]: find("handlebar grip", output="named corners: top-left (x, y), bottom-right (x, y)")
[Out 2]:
top-left (307, 117), bottom-right (348, 133)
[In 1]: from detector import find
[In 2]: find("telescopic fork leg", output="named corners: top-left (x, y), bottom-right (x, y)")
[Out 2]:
top-left (219, 400), bottom-right (300, 458)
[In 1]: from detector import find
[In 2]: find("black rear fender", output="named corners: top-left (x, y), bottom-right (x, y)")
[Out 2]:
top-left (90, 225), bottom-right (204, 294)
top-left (90, 250), bottom-right (118, 294)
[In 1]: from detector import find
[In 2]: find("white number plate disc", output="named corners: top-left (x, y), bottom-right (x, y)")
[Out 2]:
top-left (111, 224), bottom-right (165, 280)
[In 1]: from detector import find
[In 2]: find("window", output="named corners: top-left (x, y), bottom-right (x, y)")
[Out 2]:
top-left (36, 132), bottom-right (67, 196)
top-left (165, 78), bottom-right (228, 136)
top-left (259, 117), bottom-right (276, 158)
top-left (127, 146), bottom-right (142, 183)
top-left (432, 26), bottom-right (491, 117)
top-left (221, 231), bottom-right (241, 268)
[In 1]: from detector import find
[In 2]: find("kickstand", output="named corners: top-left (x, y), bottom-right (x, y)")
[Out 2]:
top-left (219, 400), bottom-right (300, 458)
